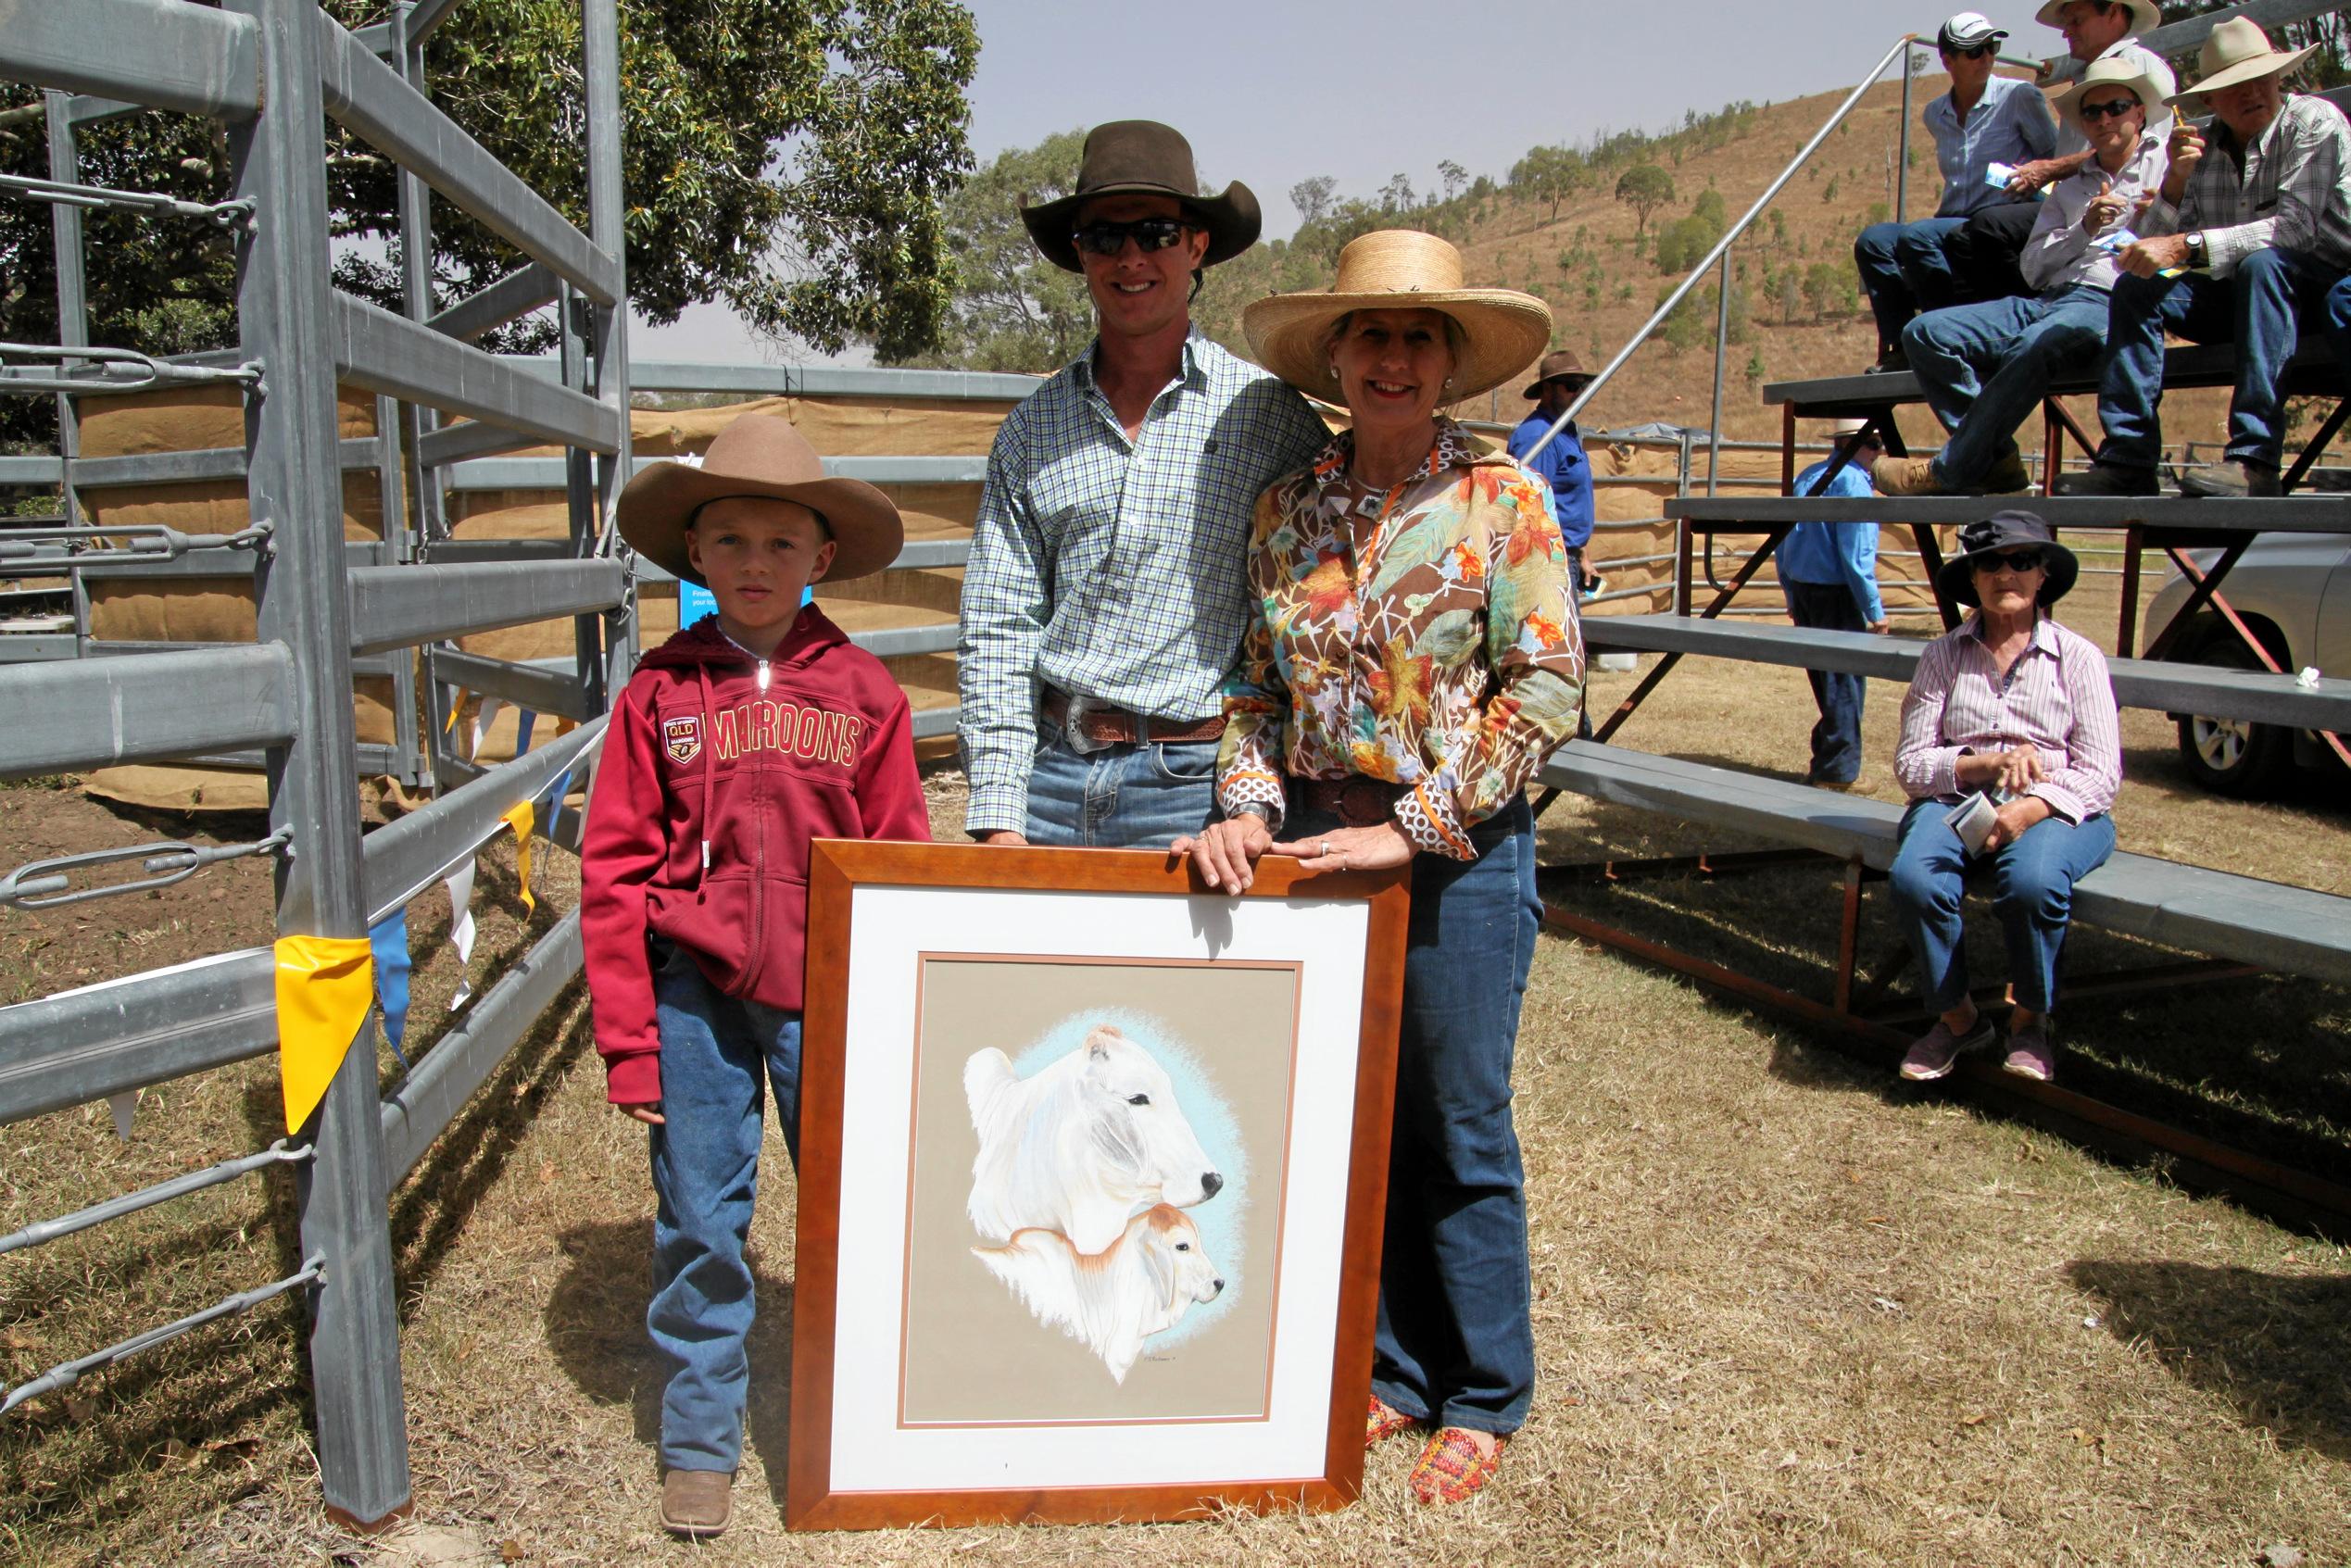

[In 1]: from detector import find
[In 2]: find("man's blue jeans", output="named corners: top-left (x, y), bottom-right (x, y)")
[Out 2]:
top-left (2093, 248), bottom-right (2345, 473)
top-left (1287, 791), bottom-right (1540, 1436)
top-left (1905, 285), bottom-right (2111, 488)
top-left (645, 940), bottom-right (803, 1474)
top-left (1782, 581), bottom-right (1867, 784)
top-left (1855, 217), bottom-right (1968, 349)
top-left (1887, 800), bottom-right (2117, 1015)
top-left (1022, 730), bottom-right (1220, 847)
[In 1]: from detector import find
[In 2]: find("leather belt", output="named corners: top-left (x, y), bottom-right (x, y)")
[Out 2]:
top-left (1041, 689), bottom-right (1225, 754)
top-left (1300, 776), bottom-right (1404, 828)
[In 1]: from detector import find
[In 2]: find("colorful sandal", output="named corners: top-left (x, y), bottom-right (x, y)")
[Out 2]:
top-left (1409, 1427), bottom-right (1506, 1505)
top-left (1365, 1396), bottom-right (1420, 1448)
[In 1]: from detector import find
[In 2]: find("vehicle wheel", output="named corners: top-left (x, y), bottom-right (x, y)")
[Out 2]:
top-left (2173, 630), bottom-right (2294, 797)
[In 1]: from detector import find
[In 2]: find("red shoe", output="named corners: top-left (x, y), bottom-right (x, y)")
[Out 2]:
top-left (1366, 1395), bottom-right (1419, 1449)
top-left (1409, 1427), bottom-right (1506, 1505)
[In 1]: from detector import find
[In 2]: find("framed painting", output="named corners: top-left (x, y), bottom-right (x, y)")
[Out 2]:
top-left (785, 841), bottom-right (1410, 1530)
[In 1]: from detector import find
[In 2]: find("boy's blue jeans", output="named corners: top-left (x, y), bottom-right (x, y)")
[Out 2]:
top-left (646, 940), bottom-right (802, 1474)
top-left (1887, 800), bottom-right (2117, 1015)
top-left (1904, 285), bottom-right (2110, 489)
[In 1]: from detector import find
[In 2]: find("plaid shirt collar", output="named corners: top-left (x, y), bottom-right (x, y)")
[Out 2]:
top-left (1072, 324), bottom-right (1212, 396)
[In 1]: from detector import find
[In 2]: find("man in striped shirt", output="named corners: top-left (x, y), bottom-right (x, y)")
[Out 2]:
top-left (957, 121), bottom-right (1329, 847)
top-left (2059, 19), bottom-right (2351, 499)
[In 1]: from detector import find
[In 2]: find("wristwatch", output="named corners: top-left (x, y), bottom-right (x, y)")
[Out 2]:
top-left (2185, 231), bottom-right (2209, 269)
top-left (1230, 801), bottom-right (1276, 824)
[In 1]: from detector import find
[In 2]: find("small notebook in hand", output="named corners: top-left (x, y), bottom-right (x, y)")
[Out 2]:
top-left (1945, 791), bottom-right (1999, 858)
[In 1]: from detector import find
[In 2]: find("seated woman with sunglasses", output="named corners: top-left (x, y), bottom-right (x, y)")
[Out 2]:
top-left (1890, 511), bottom-right (2120, 1085)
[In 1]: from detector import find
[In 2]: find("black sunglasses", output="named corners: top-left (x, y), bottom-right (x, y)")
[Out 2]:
top-left (1974, 549), bottom-right (2045, 573)
top-left (1943, 42), bottom-right (1994, 58)
top-left (2078, 96), bottom-right (2140, 120)
top-left (1070, 217), bottom-right (1197, 257)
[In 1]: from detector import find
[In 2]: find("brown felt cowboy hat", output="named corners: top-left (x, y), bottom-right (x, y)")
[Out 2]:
top-left (614, 415), bottom-right (903, 588)
top-left (1020, 121), bottom-right (1262, 273)
top-left (2171, 17), bottom-right (2317, 102)
top-left (1245, 230), bottom-right (1554, 406)
top-left (1520, 349), bottom-right (1595, 399)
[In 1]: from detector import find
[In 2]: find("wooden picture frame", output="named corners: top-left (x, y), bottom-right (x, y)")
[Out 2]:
top-left (786, 842), bottom-right (1410, 1530)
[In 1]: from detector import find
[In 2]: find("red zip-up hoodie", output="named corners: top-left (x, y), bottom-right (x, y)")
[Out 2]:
top-left (581, 608), bottom-right (930, 1105)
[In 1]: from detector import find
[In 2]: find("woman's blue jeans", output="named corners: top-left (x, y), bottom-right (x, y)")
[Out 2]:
top-left (1288, 789), bottom-right (1540, 1436)
top-left (645, 940), bottom-right (803, 1474)
top-left (1887, 800), bottom-right (2117, 1015)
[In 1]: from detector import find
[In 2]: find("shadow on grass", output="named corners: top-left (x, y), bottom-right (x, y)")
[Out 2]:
top-left (542, 1218), bottom-right (796, 1497)
top-left (2067, 1259), bottom-right (2351, 1461)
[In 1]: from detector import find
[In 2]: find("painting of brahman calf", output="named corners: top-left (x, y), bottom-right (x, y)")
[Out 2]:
top-left (971, 1206), bottom-right (1226, 1384)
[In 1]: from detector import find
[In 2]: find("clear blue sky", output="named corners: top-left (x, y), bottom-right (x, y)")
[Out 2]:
top-left (631, 0), bottom-right (2066, 360)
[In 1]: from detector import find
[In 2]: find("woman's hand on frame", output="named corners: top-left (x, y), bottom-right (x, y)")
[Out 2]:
top-left (1274, 822), bottom-right (1417, 876)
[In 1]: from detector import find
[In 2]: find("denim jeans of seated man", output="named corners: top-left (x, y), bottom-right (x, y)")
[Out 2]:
top-left (1283, 788), bottom-right (1541, 1435)
top-left (1855, 216), bottom-right (1970, 349)
top-left (1904, 285), bottom-right (2111, 488)
top-left (2093, 247), bottom-right (2346, 473)
top-left (1783, 581), bottom-right (1868, 784)
top-left (644, 939), bottom-right (803, 1474)
top-left (1887, 799), bottom-right (2117, 1016)
top-left (1020, 729), bottom-right (1220, 848)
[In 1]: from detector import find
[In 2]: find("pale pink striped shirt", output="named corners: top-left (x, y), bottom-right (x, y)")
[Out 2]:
top-left (1894, 612), bottom-right (2121, 822)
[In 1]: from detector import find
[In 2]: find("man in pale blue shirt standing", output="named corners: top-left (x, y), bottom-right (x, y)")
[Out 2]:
top-left (958, 121), bottom-right (1329, 847)
top-left (1779, 420), bottom-right (1887, 788)
top-left (1508, 349), bottom-right (1599, 738)
top-left (1854, 13), bottom-right (2058, 368)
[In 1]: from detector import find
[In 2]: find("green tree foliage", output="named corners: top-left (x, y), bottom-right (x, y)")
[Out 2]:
top-left (1802, 261), bottom-right (1858, 319)
top-left (1290, 176), bottom-right (1338, 226)
top-left (1509, 144), bottom-right (1585, 221)
top-left (909, 129), bottom-right (1093, 372)
top-left (1615, 164), bottom-right (1676, 236)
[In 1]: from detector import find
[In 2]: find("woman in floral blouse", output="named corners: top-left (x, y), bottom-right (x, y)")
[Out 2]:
top-left (1174, 230), bottom-right (1584, 1505)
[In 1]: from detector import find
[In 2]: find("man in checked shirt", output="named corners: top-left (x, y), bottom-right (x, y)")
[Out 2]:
top-left (2059, 19), bottom-right (2351, 499)
top-left (958, 121), bottom-right (1328, 847)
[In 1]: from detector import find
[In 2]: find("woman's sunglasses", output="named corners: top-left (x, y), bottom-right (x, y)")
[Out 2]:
top-left (2078, 96), bottom-right (2141, 120)
top-left (1974, 549), bottom-right (2045, 573)
top-left (1070, 217), bottom-right (1197, 257)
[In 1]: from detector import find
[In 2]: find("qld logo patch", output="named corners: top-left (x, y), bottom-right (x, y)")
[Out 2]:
top-left (663, 715), bottom-right (701, 765)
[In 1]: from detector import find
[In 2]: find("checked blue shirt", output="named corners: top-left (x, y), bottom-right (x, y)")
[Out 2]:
top-left (958, 329), bottom-right (1330, 835)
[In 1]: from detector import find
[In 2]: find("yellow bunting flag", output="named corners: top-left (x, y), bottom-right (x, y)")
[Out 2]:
top-left (273, 935), bottom-right (376, 1135)
top-left (503, 799), bottom-right (536, 915)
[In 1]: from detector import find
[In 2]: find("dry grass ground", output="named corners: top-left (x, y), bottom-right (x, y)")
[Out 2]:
top-left (3, 621), bottom-right (2347, 1564)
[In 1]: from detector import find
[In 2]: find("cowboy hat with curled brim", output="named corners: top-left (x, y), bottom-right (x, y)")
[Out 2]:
top-left (2055, 49), bottom-right (2177, 131)
top-left (1245, 230), bottom-right (1554, 406)
top-left (614, 414), bottom-right (903, 588)
top-left (2034, 0), bottom-right (2161, 40)
top-left (1520, 348), bottom-right (1595, 400)
top-left (1020, 120), bottom-right (1262, 273)
top-left (2171, 16), bottom-right (2318, 102)
top-left (1934, 509), bottom-right (2081, 608)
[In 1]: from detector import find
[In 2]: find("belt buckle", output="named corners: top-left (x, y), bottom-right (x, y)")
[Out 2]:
top-left (1061, 692), bottom-right (1113, 756)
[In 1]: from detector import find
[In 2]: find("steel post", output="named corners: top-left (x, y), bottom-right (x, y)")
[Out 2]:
top-left (228, 0), bottom-right (410, 1526)
top-left (582, 0), bottom-right (634, 698)
top-left (1707, 252), bottom-right (1729, 497)
top-left (1897, 44), bottom-right (1914, 222)
top-left (44, 94), bottom-right (89, 649)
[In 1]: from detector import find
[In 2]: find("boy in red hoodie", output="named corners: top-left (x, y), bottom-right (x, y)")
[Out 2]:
top-left (582, 414), bottom-right (929, 1537)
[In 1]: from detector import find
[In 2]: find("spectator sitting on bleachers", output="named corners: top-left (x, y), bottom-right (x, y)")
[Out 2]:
top-left (1891, 511), bottom-right (2119, 1086)
top-left (1947, 1), bottom-right (2173, 307)
top-left (1778, 419), bottom-right (1886, 789)
top-left (1854, 13), bottom-right (2057, 370)
top-left (2059, 19), bottom-right (2351, 499)
top-left (1874, 53), bottom-right (2173, 497)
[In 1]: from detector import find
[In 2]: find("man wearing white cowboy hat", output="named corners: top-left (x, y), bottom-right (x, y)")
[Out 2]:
top-left (1877, 49), bottom-right (2173, 497)
top-left (1778, 419), bottom-right (1887, 788)
top-left (2059, 17), bottom-right (2351, 498)
top-left (1855, 12), bottom-right (2059, 368)
top-left (957, 120), bottom-right (1328, 847)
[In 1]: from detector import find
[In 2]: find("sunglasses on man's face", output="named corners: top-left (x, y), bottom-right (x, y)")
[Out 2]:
top-left (1944, 43), bottom-right (1993, 58)
top-left (1975, 549), bottom-right (2045, 573)
top-left (1070, 217), bottom-right (1196, 257)
top-left (2079, 96), bottom-right (2140, 120)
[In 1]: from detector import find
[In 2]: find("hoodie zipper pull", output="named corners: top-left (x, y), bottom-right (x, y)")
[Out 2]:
top-left (757, 659), bottom-right (771, 692)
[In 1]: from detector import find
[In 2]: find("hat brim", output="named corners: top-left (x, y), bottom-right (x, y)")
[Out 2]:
top-left (2036, 0), bottom-right (2159, 35)
top-left (2174, 41), bottom-right (2319, 101)
top-left (1521, 370), bottom-right (1596, 399)
top-left (1021, 181), bottom-right (1263, 273)
top-left (2056, 68), bottom-right (2170, 129)
top-left (1245, 288), bottom-right (1556, 406)
top-left (614, 461), bottom-right (904, 588)
top-left (1936, 537), bottom-right (2081, 607)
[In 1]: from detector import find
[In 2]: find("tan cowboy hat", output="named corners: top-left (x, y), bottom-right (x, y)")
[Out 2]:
top-left (1245, 231), bottom-right (1553, 405)
top-left (614, 415), bottom-right (903, 587)
top-left (2173, 17), bottom-right (2317, 102)
top-left (2034, 0), bottom-right (2160, 39)
top-left (1827, 417), bottom-right (1880, 438)
top-left (2056, 49), bottom-right (2177, 130)
top-left (1520, 348), bottom-right (1593, 399)
top-left (1020, 120), bottom-right (1262, 273)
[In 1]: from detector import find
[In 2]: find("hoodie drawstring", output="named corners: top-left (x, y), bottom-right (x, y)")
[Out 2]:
top-left (696, 665), bottom-right (716, 877)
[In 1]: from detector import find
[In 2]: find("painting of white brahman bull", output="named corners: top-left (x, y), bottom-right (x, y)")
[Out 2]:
top-left (963, 1023), bottom-right (1224, 1255)
top-left (970, 1205), bottom-right (1226, 1384)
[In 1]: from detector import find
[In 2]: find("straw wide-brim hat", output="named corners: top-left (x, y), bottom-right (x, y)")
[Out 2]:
top-left (1244, 230), bottom-right (1554, 406)
top-left (614, 415), bottom-right (903, 588)
top-left (1520, 348), bottom-right (1594, 399)
top-left (2056, 49), bottom-right (2178, 130)
top-left (2173, 16), bottom-right (2317, 102)
top-left (2035, 0), bottom-right (2159, 37)
top-left (1020, 120), bottom-right (1262, 273)
top-left (1934, 509), bottom-right (2081, 608)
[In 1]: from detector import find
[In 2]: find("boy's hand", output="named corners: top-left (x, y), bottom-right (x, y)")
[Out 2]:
top-left (618, 1101), bottom-right (665, 1124)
